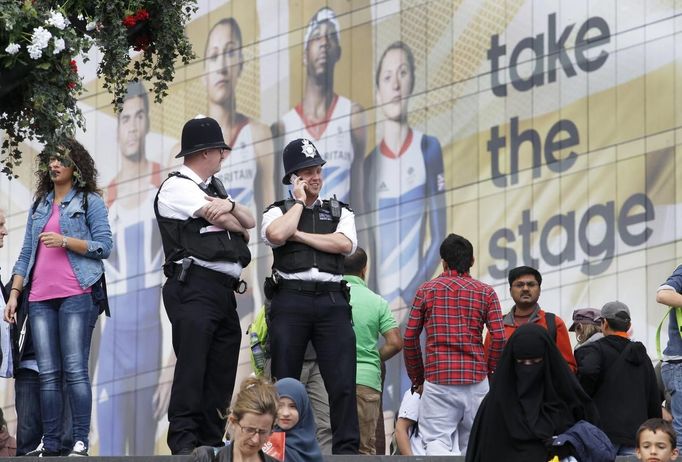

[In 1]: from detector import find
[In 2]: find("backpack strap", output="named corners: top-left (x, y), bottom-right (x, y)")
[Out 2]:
top-left (656, 307), bottom-right (682, 359)
top-left (546, 312), bottom-right (557, 342)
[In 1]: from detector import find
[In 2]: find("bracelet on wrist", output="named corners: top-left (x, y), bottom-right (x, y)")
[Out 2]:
top-left (294, 199), bottom-right (305, 208)
top-left (229, 199), bottom-right (236, 212)
top-left (10, 288), bottom-right (21, 295)
top-left (61, 237), bottom-right (68, 248)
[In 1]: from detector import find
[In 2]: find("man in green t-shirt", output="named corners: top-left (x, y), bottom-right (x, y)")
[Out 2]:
top-left (344, 248), bottom-right (403, 455)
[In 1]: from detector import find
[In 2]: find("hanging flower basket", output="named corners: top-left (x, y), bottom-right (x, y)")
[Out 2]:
top-left (93, 0), bottom-right (197, 111)
top-left (0, 1), bottom-right (89, 177)
top-left (0, 0), bottom-right (198, 178)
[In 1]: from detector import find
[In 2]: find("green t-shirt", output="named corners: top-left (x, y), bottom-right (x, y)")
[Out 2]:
top-left (345, 275), bottom-right (399, 392)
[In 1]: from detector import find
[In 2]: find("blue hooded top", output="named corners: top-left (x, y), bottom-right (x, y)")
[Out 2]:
top-left (274, 378), bottom-right (323, 462)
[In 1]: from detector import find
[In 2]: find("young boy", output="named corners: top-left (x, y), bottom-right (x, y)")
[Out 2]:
top-left (637, 418), bottom-right (679, 462)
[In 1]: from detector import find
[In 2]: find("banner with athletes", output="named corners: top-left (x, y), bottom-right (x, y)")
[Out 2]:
top-left (0, 0), bottom-right (680, 455)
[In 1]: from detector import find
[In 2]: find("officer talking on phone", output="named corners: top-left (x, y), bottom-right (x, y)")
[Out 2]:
top-left (261, 138), bottom-right (360, 454)
top-left (154, 116), bottom-right (255, 454)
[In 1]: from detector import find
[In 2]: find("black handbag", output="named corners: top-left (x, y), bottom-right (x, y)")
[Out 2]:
top-left (91, 273), bottom-right (110, 317)
top-left (7, 275), bottom-right (32, 366)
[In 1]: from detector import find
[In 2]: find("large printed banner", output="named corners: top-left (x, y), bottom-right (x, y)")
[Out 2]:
top-left (0, 0), bottom-right (681, 455)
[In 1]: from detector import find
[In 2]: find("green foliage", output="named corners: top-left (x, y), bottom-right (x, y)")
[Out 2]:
top-left (97, 0), bottom-right (197, 109)
top-left (0, 0), bottom-right (197, 178)
top-left (0, 0), bottom-right (89, 178)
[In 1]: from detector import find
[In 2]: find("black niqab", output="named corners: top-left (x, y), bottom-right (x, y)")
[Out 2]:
top-left (466, 323), bottom-right (597, 462)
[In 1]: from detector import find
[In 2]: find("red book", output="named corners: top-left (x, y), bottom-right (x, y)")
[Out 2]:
top-left (262, 432), bottom-right (285, 461)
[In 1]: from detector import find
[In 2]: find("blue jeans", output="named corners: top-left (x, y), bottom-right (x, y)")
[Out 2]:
top-left (14, 369), bottom-right (74, 455)
top-left (662, 361), bottom-right (682, 448)
top-left (14, 368), bottom-right (42, 455)
top-left (29, 294), bottom-right (96, 452)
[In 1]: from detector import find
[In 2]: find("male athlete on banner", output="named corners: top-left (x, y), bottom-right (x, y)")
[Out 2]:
top-left (99, 82), bottom-right (164, 455)
top-left (273, 7), bottom-right (366, 207)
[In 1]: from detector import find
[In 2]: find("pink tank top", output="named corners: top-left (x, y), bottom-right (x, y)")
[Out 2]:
top-left (29, 203), bottom-right (91, 302)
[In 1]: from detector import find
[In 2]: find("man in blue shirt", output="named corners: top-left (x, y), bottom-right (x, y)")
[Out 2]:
top-left (658, 265), bottom-right (682, 449)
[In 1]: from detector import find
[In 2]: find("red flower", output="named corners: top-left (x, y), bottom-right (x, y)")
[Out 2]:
top-left (135, 9), bottom-right (150, 22)
top-left (122, 15), bottom-right (137, 28)
top-left (67, 60), bottom-right (78, 89)
top-left (123, 9), bottom-right (150, 28)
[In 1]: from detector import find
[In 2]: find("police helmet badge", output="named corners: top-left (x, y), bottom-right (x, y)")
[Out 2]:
top-left (301, 139), bottom-right (317, 158)
top-left (281, 138), bottom-right (326, 185)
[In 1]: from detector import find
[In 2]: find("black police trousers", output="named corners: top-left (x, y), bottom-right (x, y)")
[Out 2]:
top-left (269, 284), bottom-right (360, 454)
top-left (162, 267), bottom-right (241, 454)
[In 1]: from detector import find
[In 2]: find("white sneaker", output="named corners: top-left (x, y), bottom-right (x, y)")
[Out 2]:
top-left (26, 438), bottom-right (60, 457)
top-left (69, 441), bottom-right (88, 457)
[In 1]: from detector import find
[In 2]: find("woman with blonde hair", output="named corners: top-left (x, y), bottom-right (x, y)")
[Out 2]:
top-left (193, 377), bottom-right (281, 462)
top-left (568, 308), bottom-right (603, 348)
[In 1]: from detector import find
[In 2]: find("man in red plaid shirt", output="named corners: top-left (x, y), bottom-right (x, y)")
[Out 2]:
top-left (403, 233), bottom-right (505, 456)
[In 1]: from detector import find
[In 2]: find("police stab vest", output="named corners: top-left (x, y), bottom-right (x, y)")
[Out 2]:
top-left (270, 199), bottom-right (345, 274)
top-left (154, 172), bottom-right (251, 267)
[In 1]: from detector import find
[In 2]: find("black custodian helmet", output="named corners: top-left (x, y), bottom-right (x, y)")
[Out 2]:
top-left (281, 138), bottom-right (326, 185)
top-left (176, 116), bottom-right (231, 158)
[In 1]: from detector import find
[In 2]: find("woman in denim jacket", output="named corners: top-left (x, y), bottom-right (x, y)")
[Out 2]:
top-left (4, 139), bottom-right (112, 457)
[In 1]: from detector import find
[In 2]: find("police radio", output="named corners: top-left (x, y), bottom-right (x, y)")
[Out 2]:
top-left (210, 177), bottom-right (228, 198)
top-left (329, 195), bottom-right (341, 219)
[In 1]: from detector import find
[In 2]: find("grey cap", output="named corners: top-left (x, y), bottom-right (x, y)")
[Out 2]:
top-left (600, 301), bottom-right (631, 322)
top-left (568, 308), bottom-right (601, 332)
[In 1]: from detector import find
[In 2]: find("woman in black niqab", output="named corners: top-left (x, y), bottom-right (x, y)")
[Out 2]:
top-left (466, 323), bottom-right (597, 462)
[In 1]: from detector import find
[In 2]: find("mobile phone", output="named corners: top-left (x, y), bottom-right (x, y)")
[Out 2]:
top-left (290, 174), bottom-right (298, 184)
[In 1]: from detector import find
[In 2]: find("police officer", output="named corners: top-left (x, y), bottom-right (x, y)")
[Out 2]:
top-left (154, 116), bottom-right (255, 454)
top-left (261, 138), bottom-right (359, 454)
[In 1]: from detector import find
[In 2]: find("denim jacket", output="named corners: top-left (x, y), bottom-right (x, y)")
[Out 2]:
top-left (12, 188), bottom-right (113, 290)
top-left (662, 265), bottom-right (682, 357)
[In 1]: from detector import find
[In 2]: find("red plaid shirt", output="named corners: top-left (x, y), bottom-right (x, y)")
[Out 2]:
top-left (404, 270), bottom-right (506, 386)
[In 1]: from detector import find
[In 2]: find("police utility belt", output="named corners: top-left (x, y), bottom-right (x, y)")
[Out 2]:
top-left (167, 258), bottom-right (247, 293)
top-left (264, 272), bottom-right (350, 302)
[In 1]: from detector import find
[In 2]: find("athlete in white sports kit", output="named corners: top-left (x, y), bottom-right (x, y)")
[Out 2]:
top-left (364, 41), bottom-right (447, 412)
top-left (99, 82), bottom-right (163, 456)
top-left (207, 17), bottom-right (274, 319)
top-left (273, 7), bottom-right (366, 208)
top-left (271, 8), bottom-right (366, 453)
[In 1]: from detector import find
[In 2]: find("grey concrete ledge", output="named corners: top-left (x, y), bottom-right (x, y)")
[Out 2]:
top-left (4, 455), bottom-right (641, 461)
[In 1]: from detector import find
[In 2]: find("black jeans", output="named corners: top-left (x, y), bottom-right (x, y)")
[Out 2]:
top-left (162, 271), bottom-right (241, 454)
top-left (269, 286), bottom-right (359, 454)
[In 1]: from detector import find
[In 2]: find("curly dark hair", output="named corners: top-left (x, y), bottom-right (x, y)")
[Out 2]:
top-left (35, 138), bottom-right (102, 201)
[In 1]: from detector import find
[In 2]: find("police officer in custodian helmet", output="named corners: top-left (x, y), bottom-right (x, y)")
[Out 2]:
top-left (155, 116), bottom-right (255, 454)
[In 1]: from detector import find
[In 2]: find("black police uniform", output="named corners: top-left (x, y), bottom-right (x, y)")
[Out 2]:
top-left (264, 138), bottom-right (360, 455)
top-left (154, 117), bottom-right (250, 454)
